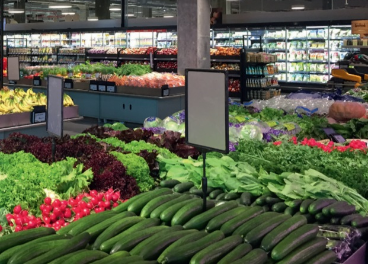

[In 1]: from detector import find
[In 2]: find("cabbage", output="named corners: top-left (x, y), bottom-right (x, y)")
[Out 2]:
top-left (229, 126), bottom-right (241, 142)
top-left (144, 117), bottom-right (163, 128)
top-left (239, 125), bottom-right (263, 141)
top-left (164, 121), bottom-right (180, 131)
top-left (177, 123), bottom-right (186, 134)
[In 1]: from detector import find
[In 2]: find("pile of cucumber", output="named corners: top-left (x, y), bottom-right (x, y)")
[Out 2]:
top-left (0, 187), bottom-right (343, 264)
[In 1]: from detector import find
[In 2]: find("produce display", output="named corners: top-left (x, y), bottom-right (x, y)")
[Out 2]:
top-left (108, 73), bottom-right (185, 88)
top-left (88, 48), bottom-right (118, 54)
top-left (211, 63), bottom-right (240, 71)
top-left (210, 47), bottom-right (241, 56)
top-left (157, 61), bottom-right (177, 71)
top-left (121, 47), bottom-right (157, 55)
top-left (156, 48), bottom-right (177, 56)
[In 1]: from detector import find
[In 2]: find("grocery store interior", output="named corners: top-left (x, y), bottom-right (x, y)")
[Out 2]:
top-left (1, 0), bottom-right (368, 263)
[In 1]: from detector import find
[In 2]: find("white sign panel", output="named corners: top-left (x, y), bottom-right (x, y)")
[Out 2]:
top-left (185, 69), bottom-right (229, 153)
top-left (7, 57), bottom-right (20, 81)
top-left (47, 75), bottom-right (64, 137)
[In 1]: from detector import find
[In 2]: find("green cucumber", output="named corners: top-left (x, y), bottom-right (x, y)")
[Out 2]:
top-left (150, 195), bottom-right (193, 219)
top-left (161, 230), bottom-right (224, 264)
top-left (271, 224), bottom-right (319, 261)
top-left (85, 211), bottom-right (135, 240)
top-left (189, 187), bottom-right (204, 197)
top-left (244, 214), bottom-right (291, 246)
top-left (330, 217), bottom-right (341, 225)
top-left (171, 200), bottom-right (215, 227)
top-left (315, 213), bottom-right (328, 224)
top-left (130, 226), bottom-right (184, 256)
top-left (128, 261), bottom-right (156, 264)
top-left (157, 231), bottom-right (207, 263)
top-left (220, 206), bottom-right (264, 236)
top-left (92, 216), bottom-right (144, 250)
top-left (352, 217), bottom-right (368, 228)
top-left (276, 237), bottom-right (327, 264)
top-left (224, 193), bottom-right (240, 201)
top-left (173, 182), bottom-right (194, 193)
top-left (217, 243), bottom-right (253, 264)
top-left (190, 235), bottom-right (242, 264)
top-left (206, 207), bottom-right (248, 233)
top-left (299, 199), bottom-right (314, 214)
top-left (48, 250), bottom-right (89, 264)
top-left (183, 201), bottom-right (238, 230)
top-left (109, 226), bottom-right (170, 253)
top-left (160, 198), bottom-right (200, 223)
top-left (233, 212), bottom-right (279, 237)
top-left (261, 215), bottom-right (307, 252)
top-left (139, 230), bottom-right (197, 260)
top-left (262, 205), bottom-right (270, 212)
top-left (128, 188), bottom-right (173, 214)
top-left (8, 240), bottom-right (67, 264)
top-left (215, 193), bottom-right (227, 201)
top-left (160, 180), bottom-right (181, 188)
top-left (329, 202), bottom-right (355, 217)
top-left (240, 192), bottom-right (253, 206)
top-left (114, 256), bottom-right (143, 263)
top-left (57, 250), bottom-right (108, 264)
top-left (272, 202), bottom-right (288, 213)
top-left (57, 211), bottom-right (115, 236)
top-left (308, 199), bottom-right (335, 215)
top-left (25, 232), bottom-right (91, 264)
top-left (304, 250), bottom-right (337, 264)
top-left (112, 192), bottom-right (149, 213)
top-left (266, 197), bottom-right (283, 205)
top-left (340, 213), bottom-right (363, 225)
top-left (99, 218), bottom-right (162, 252)
top-left (209, 189), bottom-right (223, 199)
top-left (0, 227), bottom-right (55, 253)
top-left (233, 248), bottom-right (268, 264)
top-left (87, 251), bottom-right (130, 264)
top-left (256, 194), bottom-right (273, 206)
top-left (140, 193), bottom-right (181, 218)
top-left (289, 199), bottom-right (303, 209)
top-left (284, 207), bottom-right (299, 216)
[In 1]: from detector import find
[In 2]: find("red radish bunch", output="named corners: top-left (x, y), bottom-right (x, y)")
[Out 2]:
top-left (6, 189), bottom-right (124, 232)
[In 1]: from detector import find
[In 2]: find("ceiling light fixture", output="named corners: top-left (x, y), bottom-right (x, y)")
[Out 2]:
top-left (163, 15), bottom-right (174, 18)
top-left (291, 5), bottom-right (305, 10)
top-left (109, 6), bottom-right (121, 11)
top-left (88, 17), bottom-right (98, 21)
top-left (8, 8), bottom-right (25, 14)
top-left (49, 5), bottom-right (72, 9)
top-left (62, 12), bottom-right (75, 15)
top-left (127, 14), bottom-right (135, 17)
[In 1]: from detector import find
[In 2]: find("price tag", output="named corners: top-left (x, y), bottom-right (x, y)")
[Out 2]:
top-left (64, 82), bottom-right (72, 89)
top-left (161, 85), bottom-right (170, 97)
top-left (283, 123), bottom-right (296, 131)
top-left (9, 80), bottom-right (16, 85)
top-left (90, 84), bottom-right (97, 91)
top-left (266, 121), bottom-right (278, 127)
top-left (107, 85), bottom-right (116, 93)
top-left (34, 112), bottom-right (46, 123)
top-left (33, 79), bottom-right (41, 86)
top-left (98, 84), bottom-right (106, 92)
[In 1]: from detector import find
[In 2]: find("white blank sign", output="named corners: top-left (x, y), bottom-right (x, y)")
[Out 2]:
top-left (7, 57), bottom-right (20, 81)
top-left (47, 75), bottom-right (64, 137)
top-left (185, 70), bottom-right (229, 153)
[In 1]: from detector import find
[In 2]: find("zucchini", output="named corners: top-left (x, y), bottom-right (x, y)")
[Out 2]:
top-left (189, 188), bottom-right (204, 197)
top-left (352, 217), bottom-right (368, 228)
top-left (161, 230), bottom-right (224, 264)
top-left (209, 189), bottom-right (223, 199)
top-left (308, 199), bottom-right (335, 215)
top-left (99, 218), bottom-right (162, 252)
top-left (183, 201), bottom-right (238, 230)
top-left (321, 201), bottom-right (354, 216)
top-left (140, 193), bottom-right (181, 218)
top-left (244, 214), bottom-right (291, 247)
top-left (266, 197), bottom-right (283, 206)
top-left (160, 198), bottom-right (201, 223)
top-left (160, 180), bottom-right (181, 188)
top-left (276, 237), bottom-right (327, 264)
top-left (340, 213), bottom-right (363, 225)
top-left (128, 261), bottom-right (156, 264)
top-left (289, 199), bottom-right (302, 209)
top-left (272, 202), bottom-right (288, 213)
top-left (0, 227), bottom-right (55, 253)
top-left (299, 199), bottom-right (314, 214)
top-left (262, 205), bottom-right (270, 212)
top-left (128, 188), bottom-right (173, 214)
top-left (233, 248), bottom-right (268, 264)
top-left (112, 192), bottom-right (149, 213)
top-left (224, 193), bottom-right (240, 201)
top-left (109, 226), bottom-right (169, 253)
top-left (217, 243), bottom-right (253, 264)
top-left (82, 251), bottom-right (130, 264)
top-left (25, 232), bottom-right (91, 264)
top-left (206, 206), bottom-right (248, 233)
top-left (220, 206), bottom-right (264, 236)
top-left (48, 250), bottom-right (89, 264)
top-left (300, 213), bottom-right (314, 224)
top-left (284, 207), bottom-right (299, 216)
top-left (171, 200), bottom-right (215, 227)
top-left (256, 194), bottom-right (273, 206)
top-left (233, 212), bottom-right (279, 237)
top-left (157, 231), bottom-right (207, 263)
top-left (240, 192), bottom-right (253, 206)
top-left (261, 215), bottom-right (307, 252)
top-left (304, 250), bottom-right (337, 264)
top-left (215, 193), bottom-right (226, 201)
top-left (150, 195), bottom-right (193, 219)
top-left (271, 224), bottom-right (319, 261)
top-left (330, 217), bottom-right (341, 225)
top-left (57, 250), bottom-right (108, 264)
top-left (92, 216), bottom-right (144, 250)
top-left (113, 256), bottom-right (143, 263)
top-left (57, 211), bottom-right (115, 236)
top-left (315, 213), bottom-right (329, 224)
top-left (139, 230), bottom-right (197, 260)
top-left (173, 182), bottom-right (194, 193)
top-left (85, 211), bottom-right (135, 240)
top-left (190, 235), bottom-right (242, 264)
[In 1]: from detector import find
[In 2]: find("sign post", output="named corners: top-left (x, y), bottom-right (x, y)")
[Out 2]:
top-left (185, 69), bottom-right (229, 211)
top-left (46, 75), bottom-right (64, 162)
top-left (7, 57), bottom-right (20, 84)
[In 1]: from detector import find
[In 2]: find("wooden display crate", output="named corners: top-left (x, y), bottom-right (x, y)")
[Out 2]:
top-left (0, 112), bottom-right (31, 128)
top-left (73, 79), bottom-right (92, 90)
top-left (63, 105), bottom-right (79, 119)
top-left (116, 85), bottom-right (184, 97)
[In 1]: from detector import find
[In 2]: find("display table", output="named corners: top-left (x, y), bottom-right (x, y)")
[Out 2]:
top-left (6, 84), bottom-right (185, 124)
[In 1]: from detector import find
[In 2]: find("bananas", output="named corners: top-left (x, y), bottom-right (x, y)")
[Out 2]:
top-left (63, 94), bottom-right (74, 107)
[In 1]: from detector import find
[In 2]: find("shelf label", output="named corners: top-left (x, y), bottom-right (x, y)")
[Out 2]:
top-left (34, 112), bottom-right (46, 123)
top-left (90, 84), bottom-right (97, 91)
top-left (150, 53), bottom-right (154, 69)
top-left (33, 77), bottom-right (41, 86)
top-left (161, 85), bottom-right (170, 97)
top-left (98, 84), bottom-right (106, 92)
top-left (107, 85), bottom-right (116, 93)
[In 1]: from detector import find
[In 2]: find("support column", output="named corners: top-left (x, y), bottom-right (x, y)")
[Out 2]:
top-left (177, 0), bottom-right (211, 75)
top-left (14, 0), bottom-right (25, 23)
top-left (95, 0), bottom-right (110, 20)
top-left (142, 7), bottom-right (152, 18)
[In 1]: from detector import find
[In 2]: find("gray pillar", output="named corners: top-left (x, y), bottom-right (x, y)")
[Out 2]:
top-left (177, 0), bottom-right (211, 75)
top-left (142, 7), bottom-right (152, 18)
top-left (95, 0), bottom-right (110, 20)
top-left (14, 0), bottom-right (25, 23)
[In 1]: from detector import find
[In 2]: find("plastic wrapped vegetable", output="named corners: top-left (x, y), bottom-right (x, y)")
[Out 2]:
top-left (143, 117), bottom-right (163, 128)
top-left (162, 116), bottom-right (180, 131)
top-left (239, 124), bottom-right (263, 141)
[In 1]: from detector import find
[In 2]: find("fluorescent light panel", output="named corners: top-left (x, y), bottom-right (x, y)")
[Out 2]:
top-left (8, 8), bottom-right (25, 14)
top-left (62, 12), bottom-right (75, 15)
top-left (88, 17), bottom-right (98, 21)
top-left (164, 15), bottom-right (174, 18)
top-left (49, 5), bottom-right (72, 9)
top-left (291, 5), bottom-right (305, 10)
